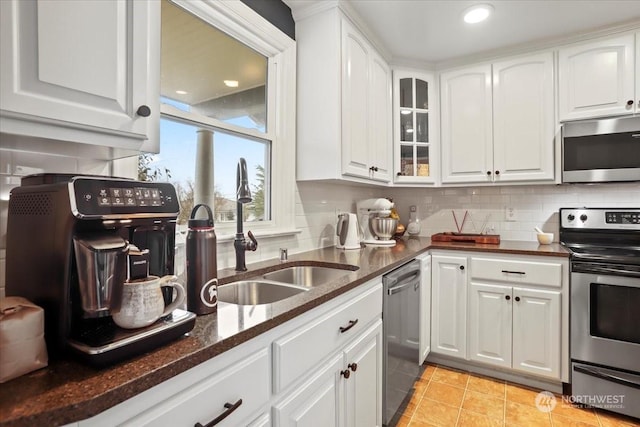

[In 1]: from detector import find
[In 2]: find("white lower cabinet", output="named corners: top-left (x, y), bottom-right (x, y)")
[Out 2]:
top-left (469, 283), bottom-right (561, 379)
top-left (431, 251), bottom-right (568, 382)
top-left (431, 254), bottom-right (468, 358)
top-left (344, 321), bottom-right (383, 427)
top-left (417, 253), bottom-right (432, 364)
top-left (511, 287), bottom-right (561, 378)
top-left (274, 320), bottom-right (383, 427)
top-left (273, 353), bottom-right (344, 426)
top-left (77, 279), bottom-right (383, 427)
top-left (469, 282), bottom-right (512, 368)
top-left (79, 347), bottom-right (271, 427)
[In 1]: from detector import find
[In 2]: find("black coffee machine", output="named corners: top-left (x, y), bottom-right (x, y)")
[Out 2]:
top-left (5, 174), bottom-right (195, 366)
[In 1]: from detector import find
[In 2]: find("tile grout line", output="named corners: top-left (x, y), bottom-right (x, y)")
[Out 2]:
top-left (454, 375), bottom-right (470, 426)
top-left (503, 379), bottom-right (507, 427)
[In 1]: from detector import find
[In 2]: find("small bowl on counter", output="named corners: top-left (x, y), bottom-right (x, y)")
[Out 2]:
top-left (536, 232), bottom-right (554, 245)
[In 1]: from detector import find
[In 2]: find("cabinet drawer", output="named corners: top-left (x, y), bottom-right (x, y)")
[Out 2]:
top-left (471, 257), bottom-right (562, 288)
top-left (273, 282), bottom-right (382, 393)
top-left (121, 349), bottom-right (270, 427)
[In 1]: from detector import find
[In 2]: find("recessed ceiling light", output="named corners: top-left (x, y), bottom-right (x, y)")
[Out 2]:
top-left (224, 80), bottom-right (239, 88)
top-left (400, 110), bottom-right (412, 115)
top-left (463, 4), bottom-right (493, 24)
top-left (175, 90), bottom-right (188, 95)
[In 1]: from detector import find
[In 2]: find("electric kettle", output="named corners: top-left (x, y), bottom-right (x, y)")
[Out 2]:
top-left (336, 213), bottom-right (361, 250)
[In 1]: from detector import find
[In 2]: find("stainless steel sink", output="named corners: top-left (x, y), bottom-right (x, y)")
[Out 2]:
top-left (261, 265), bottom-right (352, 287)
top-left (217, 280), bottom-right (308, 305)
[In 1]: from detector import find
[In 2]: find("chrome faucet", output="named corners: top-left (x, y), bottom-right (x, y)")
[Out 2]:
top-left (234, 158), bottom-right (258, 271)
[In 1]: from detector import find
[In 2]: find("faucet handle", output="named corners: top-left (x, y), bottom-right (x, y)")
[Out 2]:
top-left (246, 230), bottom-right (258, 251)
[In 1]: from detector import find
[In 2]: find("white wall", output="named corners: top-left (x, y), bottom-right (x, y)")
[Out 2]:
top-left (390, 182), bottom-right (640, 241)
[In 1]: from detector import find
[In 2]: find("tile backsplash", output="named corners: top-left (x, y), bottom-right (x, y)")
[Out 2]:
top-left (1, 140), bottom-right (639, 298)
top-left (390, 182), bottom-right (640, 242)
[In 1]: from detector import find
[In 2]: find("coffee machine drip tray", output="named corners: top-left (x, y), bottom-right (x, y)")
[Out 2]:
top-left (68, 309), bottom-right (196, 366)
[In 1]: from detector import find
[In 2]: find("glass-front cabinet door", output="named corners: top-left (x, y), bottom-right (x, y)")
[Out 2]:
top-left (393, 70), bottom-right (437, 184)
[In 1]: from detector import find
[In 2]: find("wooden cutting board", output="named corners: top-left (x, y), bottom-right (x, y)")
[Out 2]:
top-left (431, 232), bottom-right (501, 244)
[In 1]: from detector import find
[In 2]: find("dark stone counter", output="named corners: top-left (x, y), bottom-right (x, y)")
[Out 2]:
top-left (0, 237), bottom-right (568, 426)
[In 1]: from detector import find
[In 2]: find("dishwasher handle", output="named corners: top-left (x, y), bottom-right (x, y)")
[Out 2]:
top-left (387, 277), bottom-right (419, 295)
top-left (385, 270), bottom-right (419, 288)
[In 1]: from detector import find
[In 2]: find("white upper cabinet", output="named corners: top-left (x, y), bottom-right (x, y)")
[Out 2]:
top-left (441, 52), bottom-right (555, 184)
top-left (296, 7), bottom-right (392, 184)
top-left (393, 70), bottom-right (437, 185)
top-left (440, 64), bottom-right (494, 184)
top-left (0, 0), bottom-right (160, 153)
top-left (492, 52), bottom-right (555, 182)
top-left (558, 33), bottom-right (636, 121)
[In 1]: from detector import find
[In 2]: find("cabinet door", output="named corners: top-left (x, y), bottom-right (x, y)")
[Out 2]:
top-left (492, 52), bottom-right (555, 182)
top-left (469, 282), bottom-right (512, 368)
top-left (368, 51), bottom-right (392, 182)
top-left (512, 287), bottom-right (561, 379)
top-left (431, 255), bottom-right (467, 358)
top-left (273, 353), bottom-right (344, 427)
top-left (0, 0), bottom-right (158, 147)
top-left (418, 254), bottom-right (431, 365)
top-left (393, 71), bottom-right (436, 185)
top-left (558, 34), bottom-right (635, 121)
top-left (341, 18), bottom-right (371, 179)
top-left (344, 320), bottom-right (383, 427)
top-left (440, 65), bottom-right (493, 184)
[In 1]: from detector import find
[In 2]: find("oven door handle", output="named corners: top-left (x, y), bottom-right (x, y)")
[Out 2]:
top-left (574, 365), bottom-right (640, 390)
top-left (573, 263), bottom-right (640, 278)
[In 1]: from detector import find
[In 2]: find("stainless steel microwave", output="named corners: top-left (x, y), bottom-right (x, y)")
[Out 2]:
top-left (562, 116), bottom-right (640, 183)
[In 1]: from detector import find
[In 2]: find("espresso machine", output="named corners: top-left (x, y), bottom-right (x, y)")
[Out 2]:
top-left (5, 174), bottom-right (196, 366)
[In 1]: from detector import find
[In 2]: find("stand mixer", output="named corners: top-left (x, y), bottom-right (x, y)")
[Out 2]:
top-left (357, 198), bottom-right (397, 247)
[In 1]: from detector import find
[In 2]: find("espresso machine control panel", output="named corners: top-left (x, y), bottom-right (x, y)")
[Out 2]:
top-left (70, 177), bottom-right (180, 218)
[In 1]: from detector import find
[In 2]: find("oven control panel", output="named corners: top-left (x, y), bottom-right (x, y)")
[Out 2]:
top-left (560, 208), bottom-right (640, 230)
top-left (606, 212), bottom-right (639, 224)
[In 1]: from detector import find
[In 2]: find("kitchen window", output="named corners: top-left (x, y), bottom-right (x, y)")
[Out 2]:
top-left (146, 0), bottom-right (295, 235)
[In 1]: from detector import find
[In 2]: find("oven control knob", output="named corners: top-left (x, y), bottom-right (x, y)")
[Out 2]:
top-left (580, 214), bottom-right (588, 222)
top-left (567, 214), bottom-right (575, 221)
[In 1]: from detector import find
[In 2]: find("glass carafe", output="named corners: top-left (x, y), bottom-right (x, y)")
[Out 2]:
top-left (73, 233), bottom-right (129, 317)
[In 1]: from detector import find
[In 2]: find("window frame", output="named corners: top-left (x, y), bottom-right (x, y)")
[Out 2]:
top-left (160, 0), bottom-right (296, 236)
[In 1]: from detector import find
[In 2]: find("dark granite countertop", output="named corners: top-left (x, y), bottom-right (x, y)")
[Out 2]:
top-left (0, 237), bottom-right (568, 426)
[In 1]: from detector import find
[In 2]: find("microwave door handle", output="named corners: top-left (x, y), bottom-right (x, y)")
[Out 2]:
top-left (574, 365), bottom-right (640, 390)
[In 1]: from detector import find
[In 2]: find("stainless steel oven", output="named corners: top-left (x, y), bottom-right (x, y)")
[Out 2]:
top-left (561, 208), bottom-right (640, 419)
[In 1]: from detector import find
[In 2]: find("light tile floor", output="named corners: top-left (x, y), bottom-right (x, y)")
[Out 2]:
top-left (396, 364), bottom-right (640, 427)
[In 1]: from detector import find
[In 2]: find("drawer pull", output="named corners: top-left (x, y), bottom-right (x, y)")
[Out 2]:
top-left (341, 369), bottom-right (351, 379)
top-left (501, 270), bottom-right (525, 275)
top-left (339, 319), bottom-right (358, 333)
top-left (195, 399), bottom-right (242, 427)
top-left (348, 363), bottom-right (358, 372)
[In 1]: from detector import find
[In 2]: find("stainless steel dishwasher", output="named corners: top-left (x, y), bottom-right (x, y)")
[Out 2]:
top-left (382, 259), bottom-right (422, 426)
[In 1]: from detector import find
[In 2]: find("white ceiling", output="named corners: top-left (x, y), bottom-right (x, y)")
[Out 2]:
top-left (289, 0), bottom-right (640, 64)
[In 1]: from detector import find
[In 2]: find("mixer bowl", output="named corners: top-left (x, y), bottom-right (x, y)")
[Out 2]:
top-left (370, 217), bottom-right (399, 240)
